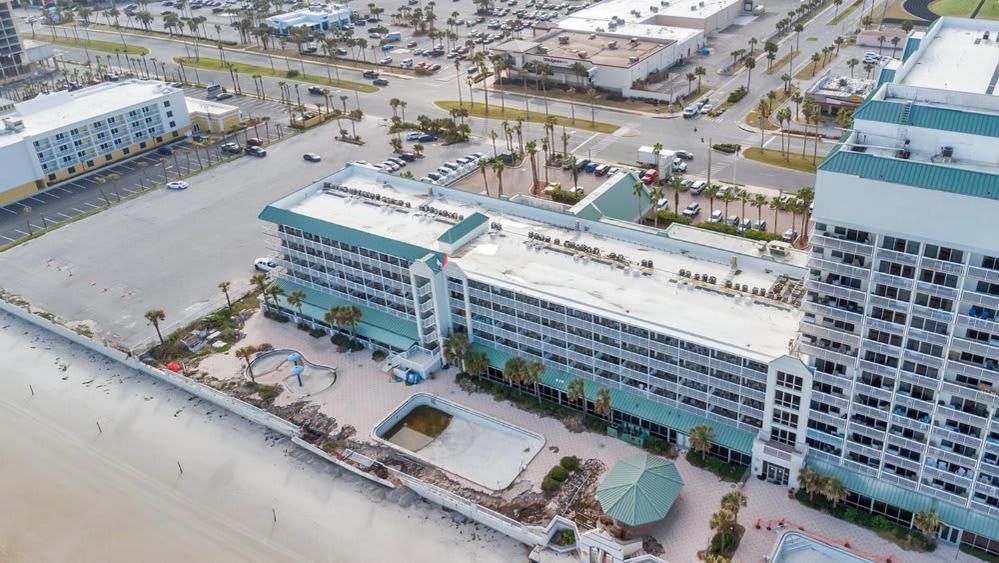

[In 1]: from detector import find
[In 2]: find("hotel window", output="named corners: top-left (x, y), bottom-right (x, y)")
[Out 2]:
top-left (776, 371), bottom-right (803, 391)
top-left (882, 236), bottom-right (919, 254)
top-left (924, 245), bottom-right (963, 264)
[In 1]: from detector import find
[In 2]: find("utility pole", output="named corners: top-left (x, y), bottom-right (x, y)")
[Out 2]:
top-left (706, 137), bottom-right (712, 187)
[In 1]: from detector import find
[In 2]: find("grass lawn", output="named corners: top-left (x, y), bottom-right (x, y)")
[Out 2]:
top-left (794, 52), bottom-right (839, 80)
top-left (41, 33), bottom-right (147, 55)
top-left (828, 0), bottom-right (864, 24)
top-left (491, 81), bottom-right (663, 112)
top-left (742, 88), bottom-right (789, 130)
top-left (764, 50), bottom-right (799, 74)
top-left (976, 0), bottom-right (999, 18)
top-left (928, 0), bottom-right (979, 16)
top-left (433, 101), bottom-right (618, 133)
top-left (743, 147), bottom-right (819, 173)
top-left (173, 56), bottom-right (377, 93)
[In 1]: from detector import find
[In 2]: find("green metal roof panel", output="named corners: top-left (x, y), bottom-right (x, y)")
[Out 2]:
top-left (818, 149), bottom-right (999, 200)
top-left (902, 37), bottom-right (920, 61)
top-left (274, 279), bottom-right (419, 350)
top-left (807, 458), bottom-right (999, 540)
top-left (259, 205), bottom-right (434, 263)
top-left (852, 100), bottom-right (999, 138)
top-left (876, 69), bottom-right (896, 88)
top-left (597, 453), bottom-right (684, 527)
top-left (470, 343), bottom-right (755, 455)
top-left (437, 212), bottom-right (489, 244)
top-left (574, 172), bottom-right (652, 223)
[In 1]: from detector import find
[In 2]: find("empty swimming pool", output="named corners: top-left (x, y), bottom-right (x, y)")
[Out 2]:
top-left (373, 393), bottom-right (545, 490)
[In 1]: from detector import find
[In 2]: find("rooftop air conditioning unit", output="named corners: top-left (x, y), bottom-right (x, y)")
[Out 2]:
top-left (650, 5), bottom-right (658, 11)
top-left (941, 145), bottom-right (954, 158)
top-left (608, 40), bottom-right (618, 49)
top-left (628, 56), bottom-right (640, 63)
top-left (538, 46), bottom-right (549, 53)
top-left (630, 37), bottom-right (639, 43)
top-left (578, 50), bottom-right (589, 58)
top-left (589, 33), bottom-right (597, 39)
top-left (559, 34), bottom-right (570, 44)
top-left (699, 0), bottom-right (705, 5)
top-left (690, 4), bottom-right (697, 9)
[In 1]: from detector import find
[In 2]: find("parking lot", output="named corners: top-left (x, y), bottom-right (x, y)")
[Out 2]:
top-left (0, 87), bottom-right (290, 244)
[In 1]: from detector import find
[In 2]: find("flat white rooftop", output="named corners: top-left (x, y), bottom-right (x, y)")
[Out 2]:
top-left (901, 25), bottom-right (999, 95)
top-left (184, 96), bottom-right (240, 115)
top-left (570, 0), bottom-right (738, 23)
top-left (270, 166), bottom-right (806, 361)
top-left (0, 79), bottom-right (180, 147)
top-left (557, 17), bottom-right (702, 44)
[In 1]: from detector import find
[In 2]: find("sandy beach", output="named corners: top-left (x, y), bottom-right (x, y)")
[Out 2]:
top-left (0, 311), bottom-right (528, 563)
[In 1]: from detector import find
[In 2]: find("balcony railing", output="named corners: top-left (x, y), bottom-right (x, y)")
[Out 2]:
top-left (802, 300), bottom-right (864, 324)
top-left (968, 266), bottom-right (999, 284)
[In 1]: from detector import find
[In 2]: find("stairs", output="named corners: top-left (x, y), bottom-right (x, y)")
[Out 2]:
top-left (899, 100), bottom-right (913, 123)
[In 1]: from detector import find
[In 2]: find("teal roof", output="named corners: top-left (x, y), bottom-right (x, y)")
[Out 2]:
top-left (818, 149), bottom-right (999, 200)
top-left (573, 172), bottom-right (653, 223)
top-left (808, 458), bottom-right (999, 541)
top-left (259, 205), bottom-right (434, 264)
top-left (852, 100), bottom-right (999, 138)
top-left (876, 68), bottom-right (895, 88)
top-left (471, 343), bottom-right (754, 455)
top-left (901, 37), bottom-right (920, 61)
top-left (437, 212), bottom-right (489, 245)
top-left (274, 278), bottom-right (419, 351)
top-left (597, 453), bottom-right (684, 527)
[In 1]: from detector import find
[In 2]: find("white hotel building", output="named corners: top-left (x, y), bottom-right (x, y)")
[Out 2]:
top-left (0, 79), bottom-right (191, 204)
top-left (258, 17), bottom-right (999, 553)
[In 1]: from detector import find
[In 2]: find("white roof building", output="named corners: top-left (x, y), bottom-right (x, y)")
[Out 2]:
top-left (265, 4), bottom-right (352, 35)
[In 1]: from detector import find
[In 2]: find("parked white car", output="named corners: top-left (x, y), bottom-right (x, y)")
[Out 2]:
top-left (166, 180), bottom-right (189, 190)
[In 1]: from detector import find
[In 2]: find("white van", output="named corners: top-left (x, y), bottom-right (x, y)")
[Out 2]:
top-left (400, 58), bottom-right (414, 68)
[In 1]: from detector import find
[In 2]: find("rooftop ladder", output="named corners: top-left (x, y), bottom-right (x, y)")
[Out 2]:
top-left (899, 100), bottom-right (913, 123)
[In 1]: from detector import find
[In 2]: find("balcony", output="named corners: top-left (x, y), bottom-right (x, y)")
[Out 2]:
top-left (849, 420), bottom-right (887, 442)
top-left (802, 300), bottom-right (864, 325)
top-left (957, 314), bottom-right (999, 337)
top-left (807, 428), bottom-right (844, 448)
top-left (951, 337), bottom-right (999, 362)
top-left (922, 256), bottom-right (967, 276)
top-left (931, 424), bottom-right (983, 449)
top-left (857, 359), bottom-right (899, 379)
top-left (968, 266), bottom-right (999, 284)
top-left (813, 389), bottom-right (851, 411)
top-left (871, 271), bottom-right (915, 291)
top-left (919, 482), bottom-right (970, 506)
top-left (894, 394), bottom-right (935, 414)
top-left (886, 431), bottom-right (928, 454)
top-left (936, 403), bottom-right (989, 428)
top-left (809, 255), bottom-right (872, 280)
top-left (813, 232), bottom-right (874, 255)
top-left (855, 381), bottom-right (893, 403)
top-left (883, 451), bottom-right (922, 473)
top-left (809, 408), bottom-right (847, 428)
top-left (910, 303), bottom-right (955, 324)
top-left (942, 380), bottom-right (999, 410)
top-left (902, 348), bottom-right (945, 370)
top-left (806, 279), bottom-right (868, 303)
top-left (907, 326), bottom-right (949, 347)
top-left (865, 317), bottom-right (906, 336)
top-left (963, 290), bottom-right (999, 310)
top-left (869, 294), bottom-right (910, 313)
top-left (875, 247), bottom-right (919, 265)
top-left (798, 342), bottom-right (858, 366)
top-left (916, 280), bottom-right (960, 301)
top-left (800, 321), bottom-right (862, 349)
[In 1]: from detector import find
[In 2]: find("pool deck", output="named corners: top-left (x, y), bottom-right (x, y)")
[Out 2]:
top-left (199, 312), bottom-right (966, 563)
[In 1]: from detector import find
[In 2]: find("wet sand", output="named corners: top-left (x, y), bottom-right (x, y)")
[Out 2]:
top-left (0, 311), bottom-right (527, 563)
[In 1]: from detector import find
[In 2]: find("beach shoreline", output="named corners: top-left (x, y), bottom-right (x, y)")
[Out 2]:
top-left (0, 311), bottom-right (527, 563)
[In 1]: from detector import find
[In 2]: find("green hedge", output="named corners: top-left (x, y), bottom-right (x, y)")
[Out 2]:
top-left (542, 476), bottom-right (561, 492)
top-left (695, 220), bottom-right (783, 241)
top-left (548, 465), bottom-right (570, 482)
top-left (712, 143), bottom-right (741, 154)
top-left (685, 450), bottom-right (747, 482)
top-left (726, 86), bottom-right (748, 103)
top-left (643, 435), bottom-right (673, 456)
top-left (560, 455), bottom-right (581, 472)
top-left (656, 210), bottom-right (692, 227)
top-left (794, 490), bottom-right (937, 552)
top-left (551, 188), bottom-right (584, 205)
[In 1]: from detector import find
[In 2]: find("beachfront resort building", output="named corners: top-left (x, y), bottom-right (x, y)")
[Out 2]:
top-left (260, 164), bottom-right (816, 479)
top-left (0, 0), bottom-right (26, 82)
top-left (264, 4), bottom-right (352, 37)
top-left (800, 16), bottom-right (999, 555)
top-left (0, 79), bottom-right (191, 204)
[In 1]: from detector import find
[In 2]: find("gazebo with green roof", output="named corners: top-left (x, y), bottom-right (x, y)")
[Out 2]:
top-left (596, 453), bottom-right (685, 531)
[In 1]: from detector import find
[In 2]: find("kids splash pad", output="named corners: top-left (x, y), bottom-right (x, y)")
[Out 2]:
top-left (248, 349), bottom-right (337, 397)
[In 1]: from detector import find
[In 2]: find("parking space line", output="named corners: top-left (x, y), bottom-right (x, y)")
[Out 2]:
top-left (27, 196), bottom-right (46, 205)
top-left (57, 212), bottom-right (73, 219)
top-left (28, 222), bottom-right (43, 230)
top-left (71, 207), bottom-right (86, 214)
top-left (121, 187), bottom-right (137, 194)
top-left (0, 206), bottom-right (17, 215)
top-left (43, 190), bottom-right (60, 198)
top-left (13, 229), bottom-right (29, 236)
top-left (84, 202), bottom-right (100, 209)
top-left (0, 234), bottom-right (14, 242)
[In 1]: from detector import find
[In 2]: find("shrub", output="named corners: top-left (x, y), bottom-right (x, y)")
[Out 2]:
top-left (263, 310), bottom-right (290, 323)
top-left (742, 228), bottom-right (783, 242)
top-left (550, 188), bottom-right (584, 205)
top-left (560, 455), bottom-right (581, 472)
top-left (286, 69), bottom-right (300, 78)
top-left (643, 436), bottom-right (672, 456)
top-left (372, 349), bottom-right (387, 362)
top-left (712, 143), bottom-right (741, 154)
top-left (542, 476), bottom-right (562, 492)
top-left (547, 465), bottom-right (570, 482)
top-left (297, 322), bottom-right (312, 332)
top-left (842, 507), bottom-right (860, 523)
top-left (697, 221), bottom-right (739, 236)
top-left (726, 86), bottom-right (748, 103)
top-left (308, 327), bottom-right (326, 338)
top-left (559, 529), bottom-right (576, 545)
top-left (685, 450), bottom-right (747, 482)
top-left (656, 210), bottom-right (692, 228)
top-left (254, 383), bottom-right (282, 402)
top-left (709, 530), bottom-right (739, 556)
top-left (870, 515), bottom-right (889, 531)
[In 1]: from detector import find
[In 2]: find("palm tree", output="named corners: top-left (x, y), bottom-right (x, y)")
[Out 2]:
top-left (594, 387), bottom-right (613, 420)
top-left (443, 332), bottom-right (470, 371)
top-left (632, 181), bottom-right (646, 221)
top-left (770, 195), bottom-right (783, 229)
top-left (689, 424), bottom-right (714, 460)
top-left (847, 57), bottom-right (859, 78)
top-left (649, 186), bottom-right (664, 228)
top-left (323, 306), bottom-right (341, 333)
top-left (503, 356), bottom-right (527, 386)
top-left (567, 377), bottom-right (586, 413)
top-left (235, 345), bottom-right (258, 382)
top-left (709, 509), bottom-right (737, 553)
top-left (695, 65), bottom-right (706, 92)
top-left (465, 349), bottom-right (489, 378)
top-left (797, 186), bottom-right (815, 243)
top-left (798, 466), bottom-right (821, 500)
top-left (704, 184), bottom-right (719, 214)
top-left (340, 304), bottom-right (362, 343)
top-left (287, 289), bottom-right (307, 322)
top-left (743, 56), bottom-right (756, 89)
top-left (250, 273), bottom-right (270, 304)
top-left (492, 160), bottom-right (505, 198)
top-left (652, 142), bottom-right (663, 179)
top-left (913, 509), bottom-right (940, 542)
top-left (668, 176), bottom-right (683, 216)
top-left (751, 193), bottom-right (767, 225)
top-left (478, 158), bottom-right (491, 196)
top-left (821, 476), bottom-right (847, 508)
top-left (890, 36), bottom-right (901, 57)
top-left (218, 281), bottom-right (233, 310)
top-left (144, 309), bottom-right (166, 345)
top-left (526, 140), bottom-right (539, 194)
top-left (737, 188), bottom-right (750, 219)
top-left (265, 285), bottom-right (285, 312)
top-left (720, 491), bottom-right (748, 526)
top-left (721, 190), bottom-right (737, 218)
top-left (810, 52), bottom-right (821, 77)
top-left (523, 361), bottom-right (544, 405)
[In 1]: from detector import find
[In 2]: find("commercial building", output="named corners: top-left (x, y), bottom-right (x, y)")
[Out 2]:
top-left (491, 29), bottom-right (702, 95)
top-left (265, 4), bottom-right (352, 36)
top-left (260, 165), bottom-right (815, 471)
top-left (804, 70), bottom-right (874, 115)
top-left (0, 79), bottom-right (191, 203)
top-left (561, 0), bottom-right (743, 35)
top-left (802, 17), bottom-right (999, 554)
top-left (0, 0), bottom-right (26, 82)
top-left (185, 97), bottom-right (242, 134)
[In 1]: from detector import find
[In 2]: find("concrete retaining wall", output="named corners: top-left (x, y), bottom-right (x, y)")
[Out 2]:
top-left (0, 299), bottom-right (300, 438)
